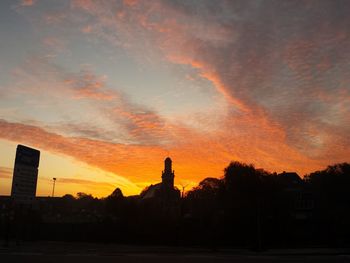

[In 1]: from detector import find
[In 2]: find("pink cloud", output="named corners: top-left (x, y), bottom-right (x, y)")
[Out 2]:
top-left (66, 70), bottom-right (116, 101)
top-left (10, 57), bottom-right (117, 102)
top-left (20, 0), bottom-right (36, 6)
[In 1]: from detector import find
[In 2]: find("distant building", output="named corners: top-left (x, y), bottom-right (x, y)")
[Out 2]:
top-left (279, 171), bottom-right (303, 187)
top-left (162, 157), bottom-right (175, 189)
top-left (140, 157), bottom-right (181, 219)
top-left (278, 171), bottom-right (314, 219)
top-left (141, 157), bottom-right (180, 200)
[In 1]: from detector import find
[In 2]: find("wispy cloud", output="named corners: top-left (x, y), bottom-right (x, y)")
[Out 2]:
top-left (42, 37), bottom-right (66, 54)
top-left (0, 167), bottom-right (12, 179)
top-left (57, 178), bottom-right (116, 190)
top-left (10, 57), bottom-right (116, 102)
top-left (102, 0), bottom-right (350, 160)
top-left (65, 69), bottom-right (116, 101)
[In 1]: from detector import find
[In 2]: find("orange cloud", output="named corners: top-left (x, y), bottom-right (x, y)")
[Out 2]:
top-left (20, 0), bottom-right (35, 6)
top-left (0, 167), bottom-right (12, 179)
top-left (0, 116), bottom-right (330, 190)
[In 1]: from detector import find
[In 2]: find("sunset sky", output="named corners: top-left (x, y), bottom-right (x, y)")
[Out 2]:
top-left (0, 0), bottom-right (349, 197)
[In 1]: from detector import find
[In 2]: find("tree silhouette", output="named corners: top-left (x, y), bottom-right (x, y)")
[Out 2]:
top-left (2, 161), bottom-right (349, 247)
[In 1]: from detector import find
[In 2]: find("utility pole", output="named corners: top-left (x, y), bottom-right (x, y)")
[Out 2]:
top-left (256, 175), bottom-right (262, 251)
top-left (52, 178), bottom-right (57, 197)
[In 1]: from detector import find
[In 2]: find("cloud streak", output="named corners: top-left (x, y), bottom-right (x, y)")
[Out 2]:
top-left (0, 167), bottom-right (13, 179)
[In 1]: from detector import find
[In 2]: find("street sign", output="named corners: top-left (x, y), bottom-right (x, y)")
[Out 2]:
top-left (11, 145), bottom-right (40, 203)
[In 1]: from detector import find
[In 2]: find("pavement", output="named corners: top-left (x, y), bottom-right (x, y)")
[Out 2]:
top-left (0, 242), bottom-right (350, 263)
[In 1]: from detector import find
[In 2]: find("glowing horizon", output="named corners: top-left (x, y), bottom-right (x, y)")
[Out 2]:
top-left (0, 0), bottom-right (349, 197)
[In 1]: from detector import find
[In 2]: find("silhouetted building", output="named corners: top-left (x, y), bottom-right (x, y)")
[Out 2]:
top-left (140, 157), bottom-right (180, 219)
top-left (278, 171), bottom-right (314, 219)
top-left (162, 157), bottom-right (175, 189)
top-left (279, 171), bottom-right (303, 187)
top-left (141, 157), bottom-right (180, 200)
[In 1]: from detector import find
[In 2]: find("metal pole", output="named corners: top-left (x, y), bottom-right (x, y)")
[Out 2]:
top-left (181, 183), bottom-right (188, 198)
top-left (52, 178), bottom-right (56, 197)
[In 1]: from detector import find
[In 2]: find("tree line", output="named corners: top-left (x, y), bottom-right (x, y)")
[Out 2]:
top-left (1, 161), bottom-right (349, 249)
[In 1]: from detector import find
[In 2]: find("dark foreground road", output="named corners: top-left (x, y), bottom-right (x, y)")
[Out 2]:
top-left (1, 253), bottom-right (350, 263)
top-left (1, 242), bottom-right (349, 263)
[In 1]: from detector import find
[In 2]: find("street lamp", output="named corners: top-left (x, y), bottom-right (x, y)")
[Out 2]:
top-left (52, 178), bottom-right (57, 197)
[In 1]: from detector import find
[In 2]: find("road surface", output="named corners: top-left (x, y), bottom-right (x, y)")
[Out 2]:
top-left (1, 242), bottom-right (349, 263)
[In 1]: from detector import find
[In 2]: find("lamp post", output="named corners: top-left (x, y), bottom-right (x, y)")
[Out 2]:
top-left (52, 178), bottom-right (57, 197)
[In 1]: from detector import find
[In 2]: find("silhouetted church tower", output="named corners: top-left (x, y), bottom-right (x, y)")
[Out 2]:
top-left (162, 157), bottom-right (175, 188)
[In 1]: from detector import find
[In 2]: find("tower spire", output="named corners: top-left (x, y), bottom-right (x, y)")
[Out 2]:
top-left (162, 157), bottom-right (174, 188)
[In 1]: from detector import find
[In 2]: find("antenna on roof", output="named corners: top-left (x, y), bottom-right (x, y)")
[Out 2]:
top-left (179, 182), bottom-right (189, 198)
